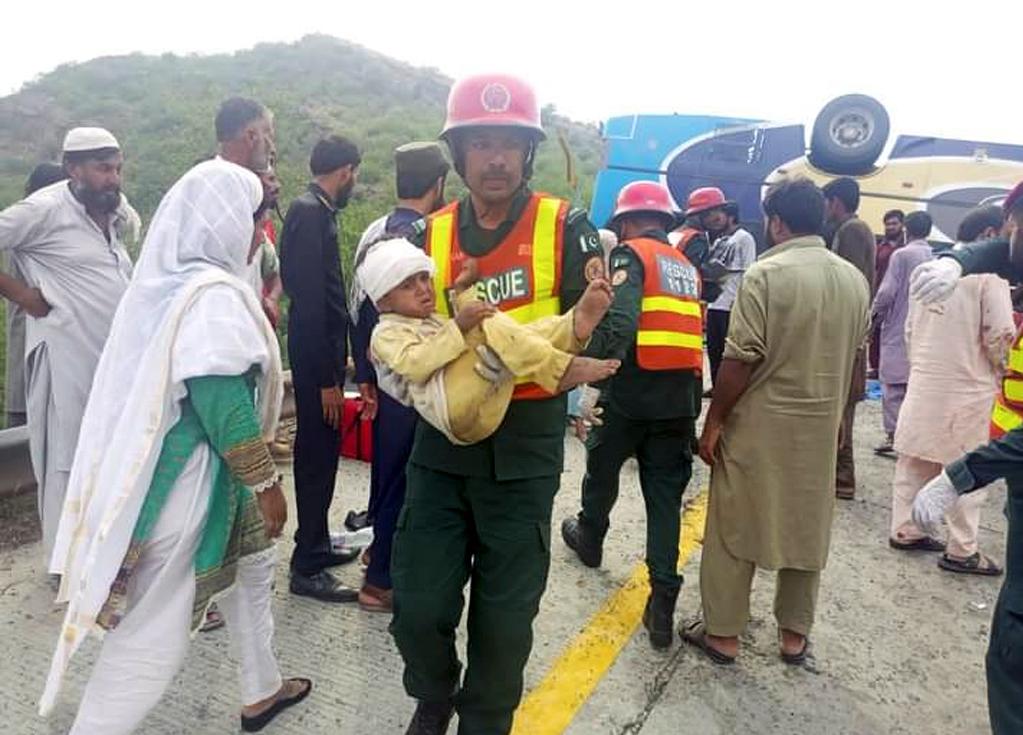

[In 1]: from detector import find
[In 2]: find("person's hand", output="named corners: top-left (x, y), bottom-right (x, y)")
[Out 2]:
top-left (698, 421), bottom-right (722, 466)
top-left (320, 385), bottom-right (344, 429)
top-left (261, 296), bottom-right (280, 328)
top-left (256, 481), bottom-right (287, 539)
top-left (910, 259), bottom-right (963, 305)
top-left (912, 470), bottom-right (959, 537)
top-left (474, 345), bottom-right (511, 383)
top-left (358, 382), bottom-right (378, 422)
top-left (21, 287), bottom-right (51, 318)
top-left (455, 301), bottom-right (496, 333)
top-left (573, 384), bottom-right (603, 443)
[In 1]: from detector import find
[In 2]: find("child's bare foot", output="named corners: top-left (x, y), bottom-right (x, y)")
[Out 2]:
top-left (453, 258), bottom-right (480, 292)
top-left (574, 278), bottom-right (614, 341)
top-left (557, 357), bottom-right (620, 392)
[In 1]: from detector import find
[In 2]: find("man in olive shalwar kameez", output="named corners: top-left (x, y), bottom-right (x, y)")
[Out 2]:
top-left (684, 178), bottom-right (870, 665)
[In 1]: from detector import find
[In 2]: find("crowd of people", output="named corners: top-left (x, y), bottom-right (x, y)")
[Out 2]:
top-left (1, 71), bottom-right (1022, 735)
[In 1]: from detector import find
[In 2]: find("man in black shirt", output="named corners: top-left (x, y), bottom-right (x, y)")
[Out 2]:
top-left (280, 135), bottom-right (361, 602)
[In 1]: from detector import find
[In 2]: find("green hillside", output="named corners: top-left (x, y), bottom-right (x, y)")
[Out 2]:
top-left (0, 34), bottom-right (602, 246)
top-left (0, 34), bottom-right (605, 417)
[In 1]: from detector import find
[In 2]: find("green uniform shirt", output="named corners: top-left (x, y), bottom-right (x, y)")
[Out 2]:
top-left (407, 187), bottom-right (603, 479)
top-left (584, 229), bottom-right (702, 421)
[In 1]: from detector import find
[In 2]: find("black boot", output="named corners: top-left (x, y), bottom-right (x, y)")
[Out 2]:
top-left (642, 584), bottom-right (680, 649)
top-left (405, 699), bottom-right (455, 735)
top-left (561, 516), bottom-right (603, 568)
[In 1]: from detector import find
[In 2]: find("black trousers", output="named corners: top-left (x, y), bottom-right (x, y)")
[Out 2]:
top-left (706, 308), bottom-right (731, 387)
top-left (365, 391), bottom-right (417, 589)
top-left (290, 364), bottom-right (341, 576)
top-left (987, 476), bottom-right (1023, 734)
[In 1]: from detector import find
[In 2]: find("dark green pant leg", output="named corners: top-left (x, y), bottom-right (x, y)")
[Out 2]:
top-left (457, 475), bottom-right (560, 735)
top-left (580, 405), bottom-right (638, 538)
top-left (987, 476), bottom-right (1023, 734)
top-left (637, 417), bottom-right (694, 591)
top-left (390, 463), bottom-right (472, 702)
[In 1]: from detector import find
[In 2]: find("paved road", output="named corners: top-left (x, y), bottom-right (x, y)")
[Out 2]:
top-left (0, 400), bottom-right (1001, 734)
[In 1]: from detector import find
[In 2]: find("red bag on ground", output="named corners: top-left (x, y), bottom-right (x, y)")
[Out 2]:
top-left (339, 393), bottom-right (373, 462)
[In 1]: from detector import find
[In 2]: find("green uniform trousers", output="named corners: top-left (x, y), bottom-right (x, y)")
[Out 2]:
top-left (391, 463), bottom-right (558, 735)
top-left (579, 404), bottom-right (694, 591)
top-left (699, 490), bottom-right (820, 637)
top-left (987, 476), bottom-right (1023, 735)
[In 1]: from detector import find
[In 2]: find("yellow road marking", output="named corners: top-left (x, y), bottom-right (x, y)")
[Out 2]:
top-left (511, 492), bottom-right (708, 735)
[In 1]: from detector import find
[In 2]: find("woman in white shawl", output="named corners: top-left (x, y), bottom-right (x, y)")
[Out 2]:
top-left (40, 159), bottom-right (310, 734)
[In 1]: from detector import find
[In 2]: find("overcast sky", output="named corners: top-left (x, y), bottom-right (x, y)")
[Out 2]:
top-left (4, 1), bottom-right (1019, 145)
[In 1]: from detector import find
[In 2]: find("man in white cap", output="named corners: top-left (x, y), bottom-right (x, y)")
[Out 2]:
top-left (0, 126), bottom-right (135, 559)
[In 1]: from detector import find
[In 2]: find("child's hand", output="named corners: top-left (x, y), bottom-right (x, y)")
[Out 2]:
top-left (455, 300), bottom-right (495, 333)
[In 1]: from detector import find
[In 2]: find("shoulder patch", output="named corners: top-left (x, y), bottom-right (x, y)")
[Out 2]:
top-left (584, 255), bottom-right (605, 283)
top-left (610, 254), bottom-right (631, 270)
top-left (410, 218), bottom-right (427, 236)
top-left (611, 269), bottom-right (629, 286)
top-left (580, 231), bottom-right (602, 254)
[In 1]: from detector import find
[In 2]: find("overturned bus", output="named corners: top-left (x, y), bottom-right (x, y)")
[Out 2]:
top-left (589, 94), bottom-right (1023, 247)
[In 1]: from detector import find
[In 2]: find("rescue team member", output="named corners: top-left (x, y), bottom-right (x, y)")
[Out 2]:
top-left (391, 74), bottom-right (605, 735)
top-left (911, 179), bottom-right (1023, 735)
top-left (561, 180), bottom-right (703, 649)
top-left (669, 187), bottom-right (724, 305)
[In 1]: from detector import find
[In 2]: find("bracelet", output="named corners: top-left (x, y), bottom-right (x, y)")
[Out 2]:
top-left (251, 474), bottom-right (282, 494)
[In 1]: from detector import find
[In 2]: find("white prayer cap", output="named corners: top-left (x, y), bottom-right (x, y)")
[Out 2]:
top-left (62, 127), bottom-right (120, 153)
top-left (359, 237), bottom-right (435, 305)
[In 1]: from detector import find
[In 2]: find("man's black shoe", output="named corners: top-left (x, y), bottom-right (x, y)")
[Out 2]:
top-left (561, 516), bottom-right (602, 568)
top-left (345, 509), bottom-right (371, 531)
top-left (324, 547), bottom-right (361, 567)
top-left (289, 570), bottom-right (358, 603)
top-left (405, 698), bottom-right (455, 735)
top-left (642, 584), bottom-right (680, 649)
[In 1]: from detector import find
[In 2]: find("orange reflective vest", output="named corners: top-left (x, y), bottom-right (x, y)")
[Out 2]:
top-left (991, 327), bottom-right (1023, 439)
top-left (675, 226), bottom-right (702, 252)
top-left (425, 193), bottom-right (567, 400)
top-left (625, 236), bottom-right (703, 371)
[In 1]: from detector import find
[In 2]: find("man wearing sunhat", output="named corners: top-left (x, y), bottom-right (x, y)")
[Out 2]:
top-left (0, 126), bottom-right (134, 559)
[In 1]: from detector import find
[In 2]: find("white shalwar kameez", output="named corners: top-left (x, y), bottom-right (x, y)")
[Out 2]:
top-left (0, 181), bottom-right (134, 555)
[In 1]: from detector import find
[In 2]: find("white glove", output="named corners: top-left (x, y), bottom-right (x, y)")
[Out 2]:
top-left (474, 345), bottom-right (512, 384)
top-left (576, 384), bottom-right (604, 426)
top-left (910, 258), bottom-right (963, 305)
top-left (911, 470), bottom-right (959, 537)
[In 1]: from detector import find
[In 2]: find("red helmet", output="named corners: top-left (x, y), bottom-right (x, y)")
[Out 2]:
top-left (1004, 180), bottom-right (1023, 216)
top-left (684, 187), bottom-right (729, 217)
top-left (610, 181), bottom-right (676, 224)
top-left (440, 74), bottom-right (546, 141)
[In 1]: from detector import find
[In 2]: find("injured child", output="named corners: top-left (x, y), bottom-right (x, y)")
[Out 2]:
top-left (358, 237), bottom-right (619, 445)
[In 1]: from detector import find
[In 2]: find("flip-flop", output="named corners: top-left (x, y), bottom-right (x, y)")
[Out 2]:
top-left (781, 638), bottom-right (811, 666)
top-left (938, 552), bottom-right (1003, 577)
top-left (679, 619), bottom-right (736, 665)
top-left (199, 605), bottom-right (225, 633)
top-left (240, 678), bottom-right (313, 733)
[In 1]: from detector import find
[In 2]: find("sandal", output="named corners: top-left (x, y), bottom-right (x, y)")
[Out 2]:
top-left (938, 552), bottom-right (1003, 577)
top-left (679, 619), bottom-right (736, 665)
top-left (358, 584), bottom-right (393, 613)
top-left (889, 536), bottom-right (946, 552)
top-left (240, 678), bottom-right (312, 733)
top-left (780, 638), bottom-right (811, 666)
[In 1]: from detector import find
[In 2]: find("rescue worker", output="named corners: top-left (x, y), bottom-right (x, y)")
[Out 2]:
top-left (910, 179), bottom-right (1023, 735)
top-left (561, 180), bottom-right (703, 649)
top-left (391, 74), bottom-right (605, 735)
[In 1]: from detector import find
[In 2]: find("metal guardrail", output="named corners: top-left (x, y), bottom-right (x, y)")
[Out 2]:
top-left (0, 426), bottom-right (36, 498)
